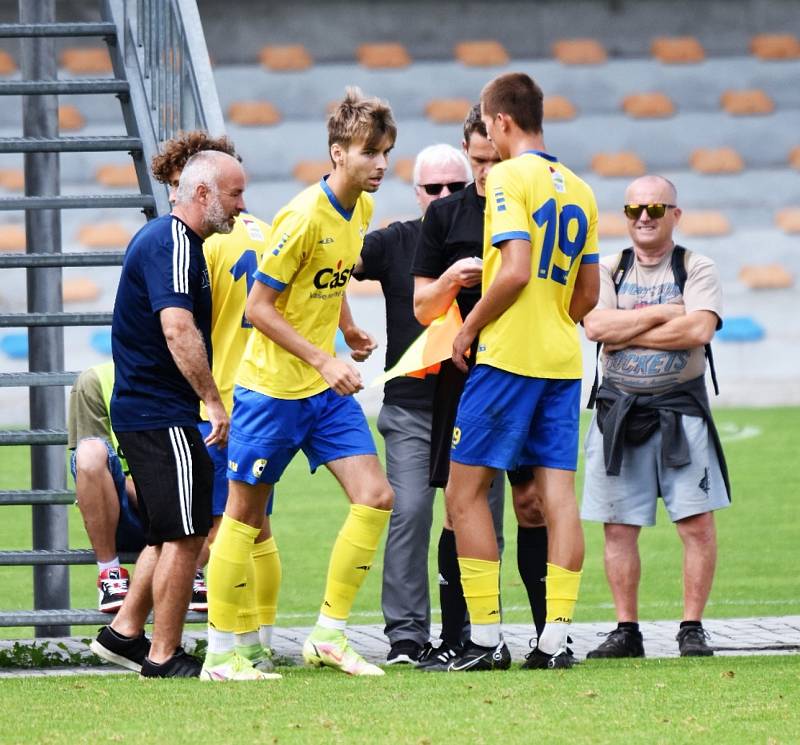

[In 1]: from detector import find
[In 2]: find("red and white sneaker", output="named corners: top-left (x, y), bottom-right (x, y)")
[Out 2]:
top-left (189, 570), bottom-right (208, 612)
top-left (97, 567), bottom-right (129, 613)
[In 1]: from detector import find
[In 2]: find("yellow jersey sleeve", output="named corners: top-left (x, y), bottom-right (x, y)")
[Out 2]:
top-left (253, 208), bottom-right (313, 292)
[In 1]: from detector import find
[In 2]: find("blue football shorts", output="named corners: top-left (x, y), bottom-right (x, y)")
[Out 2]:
top-left (450, 364), bottom-right (581, 472)
top-left (226, 385), bottom-right (377, 485)
top-left (71, 437), bottom-right (146, 552)
top-left (198, 420), bottom-right (274, 516)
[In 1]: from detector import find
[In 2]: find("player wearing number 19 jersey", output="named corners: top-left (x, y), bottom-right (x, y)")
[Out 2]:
top-left (443, 72), bottom-right (600, 673)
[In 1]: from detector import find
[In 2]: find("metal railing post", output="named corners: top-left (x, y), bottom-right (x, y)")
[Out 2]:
top-left (19, 0), bottom-right (70, 638)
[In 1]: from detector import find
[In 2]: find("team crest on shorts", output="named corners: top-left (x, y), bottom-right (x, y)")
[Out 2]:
top-left (252, 458), bottom-right (268, 478)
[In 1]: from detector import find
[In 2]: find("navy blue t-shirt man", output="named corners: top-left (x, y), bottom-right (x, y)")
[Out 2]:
top-left (111, 214), bottom-right (212, 430)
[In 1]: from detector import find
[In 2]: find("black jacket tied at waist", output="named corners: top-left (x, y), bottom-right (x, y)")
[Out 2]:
top-left (595, 375), bottom-right (730, 500)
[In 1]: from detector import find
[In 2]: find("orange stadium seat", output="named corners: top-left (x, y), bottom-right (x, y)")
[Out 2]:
top-left (95, 163), bottom-right (138, 188)
top-left (0, 49), bottom-right (16, 75)
top-left (591, 152), bottom-right (646, 178)
top-left (425, 98), bottom-right (472, 124)
top-left (750, 34), bottom-right (800, 60)
top-left (0, 225), bottom-right (26, 252)
top-left (227, 101), bottom-right (281, 126)
top-left (622, 92), bottom-right (675, 118)
top-left (552, 38), bottom-right (607, 65)
top-left (63, 277), bottom-right (101, 303)
top-left (357, 43), bottom-right (411, 68)
top-left (58, 105), bottom-right (85, 131)
top-left (393, 157), bottom-right (415, 184)
top-left (454, 40), bottom-right (509, 67)
top-left (77, 222), bottom-right (132, 248)
top-left (738, 264), bottom-right (794, 289)
top-left (689, 147), bottom-right (744, 174)
top-left (790, 146), bottom-right (800, 169)
top-left (597, 212), bottom-right (629, 239)
top-left (651, 37), bottom-right (705, 64)
top-left (543, 96), bottom-right (577, 121)
top-left (60, 47), bottom-right (112, 74)
top-left (0, 169), bottom-right (24, 191)
top-left (775, 207), bottom-right (800, 233)
top-left (259, 45), bottom-right (313, 71)
top-left (677, 211), bottom-right (731, 236)
top-left (721, 89), bottom-right (774, 116)
top-left (292, 160), bottom-right (330, 184)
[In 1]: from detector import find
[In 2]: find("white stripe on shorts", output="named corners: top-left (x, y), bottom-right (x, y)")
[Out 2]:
top-left (168, 426), bottom-right (194, 535)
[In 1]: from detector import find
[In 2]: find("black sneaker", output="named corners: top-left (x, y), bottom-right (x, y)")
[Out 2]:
top-left (676, 625), bottom-right (714, 657)
top-left (141, 647), bottom-right (202, 678)
top-left (97, 567), bottom-right (130, 613)
top-left (417, 641), bottom-right (461, 672)
top-left (386, 639), bottom-right (423, 665)
top-left (90, 626), bottom-right (151, 672)
top-left (522, 646), bottom-right (577, 669)
top-left (444, 640), bottom-right (511, 672)
top-left (586, 626), bottom-right (645, 659)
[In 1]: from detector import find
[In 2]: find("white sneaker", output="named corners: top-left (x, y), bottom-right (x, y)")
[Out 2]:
top-left (302, 629), bottom-right (384, 676)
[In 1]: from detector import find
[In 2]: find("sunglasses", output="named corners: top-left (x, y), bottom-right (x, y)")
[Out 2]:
top-left (418, 181), bottom-right (467, 196)
top-left (623, 203), bottom-right (676, 220)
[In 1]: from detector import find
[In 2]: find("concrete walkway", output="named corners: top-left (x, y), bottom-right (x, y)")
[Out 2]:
top-left (0, 615), bottom-right (798, 677)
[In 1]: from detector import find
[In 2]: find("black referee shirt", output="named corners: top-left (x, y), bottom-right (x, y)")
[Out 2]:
top-left (411, 182), bottom-right (485, 319)
top-left (354, 218), bottom-right (436, 410)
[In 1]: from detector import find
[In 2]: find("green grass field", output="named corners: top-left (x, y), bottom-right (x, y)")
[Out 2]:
top-left (0, 407), bottom-right (798, 743)
top-left (0, 407), bottom-right (798, 633)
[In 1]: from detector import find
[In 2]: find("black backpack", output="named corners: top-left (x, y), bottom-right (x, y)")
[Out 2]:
top-left (587, 245), bottom-right (719, 409)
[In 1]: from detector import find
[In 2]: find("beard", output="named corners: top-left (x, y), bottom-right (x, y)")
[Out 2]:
top-left (204, 192), bottom-right (234, 235)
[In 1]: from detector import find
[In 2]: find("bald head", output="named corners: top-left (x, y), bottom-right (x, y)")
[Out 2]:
top-left (624, 174), bottom-right (677, 205)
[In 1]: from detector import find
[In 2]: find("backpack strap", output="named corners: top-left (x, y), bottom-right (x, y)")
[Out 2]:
top-left (672, 245), bottom-right (719, 396)
top-left (588, 249), bottom-right (634, 409)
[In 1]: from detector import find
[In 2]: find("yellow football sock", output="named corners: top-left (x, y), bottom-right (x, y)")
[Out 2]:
top-left (458, 557), bottom-right (501, 626)
top-left (545, 562), bottom-right (582, 624)
top-left (251, 535), bottom-right (281, 627)
top-left (207, 514), bottom-right (259, 632)
top-left (234, 551), bottom-right (258, 634)
top-left (320, 504), bottom-right (391, 620)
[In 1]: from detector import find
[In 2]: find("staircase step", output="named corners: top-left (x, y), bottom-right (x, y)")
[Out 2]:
top-left (0, 251), bottom-right (125, 269)
top-left (0, 194), bottom-right (154, 211)
top-left (0, 429), bottom-right (68, 445)
top-left (0, 312), bottom-right (111, 328)
top-left (0, 372), bottom-right (79, 388)
top-left (0, 79), bottom-right (129, 96)
top-left (0, 489), bottom-right (76, 505)
top-left (0, 22), bottom-right (117, 38)
top-left (0, 609), bottom-right (207, 627)
top-left (0, 550), bottom-right (139, 566)
top-left (0, 136), bottom-right (142, 153)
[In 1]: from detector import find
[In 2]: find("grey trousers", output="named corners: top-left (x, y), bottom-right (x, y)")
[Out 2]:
top-left (378, 404), bottom-right (505, 646)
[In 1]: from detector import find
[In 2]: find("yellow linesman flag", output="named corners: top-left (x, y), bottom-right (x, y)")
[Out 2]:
top-left (371, 301), bottom-right (464, 387)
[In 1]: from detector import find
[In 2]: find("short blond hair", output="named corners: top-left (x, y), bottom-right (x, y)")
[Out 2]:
top-left (327, 86), bottom-right (396, 163)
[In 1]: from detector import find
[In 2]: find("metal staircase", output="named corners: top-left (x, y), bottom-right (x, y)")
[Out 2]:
top-left (0, 0), bottom-right (224, 636)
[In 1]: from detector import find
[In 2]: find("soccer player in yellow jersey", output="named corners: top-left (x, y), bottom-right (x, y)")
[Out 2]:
top-left (151, 133), bottom-right (281, 681)
top-left (204, 88), bottom-right (397, 679)
top-left (443, 73), bottom-right (600, 671)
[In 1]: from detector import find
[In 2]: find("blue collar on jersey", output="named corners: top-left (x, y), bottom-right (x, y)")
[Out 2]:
top-left (320, 176), bottom-right (354, 221)
top-left (523, 149), bottom-right (559, 163)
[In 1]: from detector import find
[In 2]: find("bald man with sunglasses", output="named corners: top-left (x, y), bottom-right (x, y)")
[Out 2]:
top-left (581, 174), bottom-right (730, 659)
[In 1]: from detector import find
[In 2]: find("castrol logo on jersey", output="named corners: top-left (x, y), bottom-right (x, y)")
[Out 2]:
top-left (313, 259), bottom-right (355, 290)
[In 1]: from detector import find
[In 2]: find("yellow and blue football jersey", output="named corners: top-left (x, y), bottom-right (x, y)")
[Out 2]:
top-left (479, 150), bottom-right (599, 379)
top-left (237, 178), bottom-right (372, 399)
top-left (200, 212), bottom-right (270, 417)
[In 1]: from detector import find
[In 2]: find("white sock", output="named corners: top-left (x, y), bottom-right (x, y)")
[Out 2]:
top-left (316, 613), bottom-right (347, 632)
top-left (259, 625), bottom-right (273, 649)
top-left (471, 623), bottom-right (501, 648)
top-left (207, 627), bottom-right (236, 656)
top-left (538, 622), bottom-right (569, 655)
top-left (97, 557), bottom-right (120, 573)
top-left (235, 631), bottom-right (260, 648)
